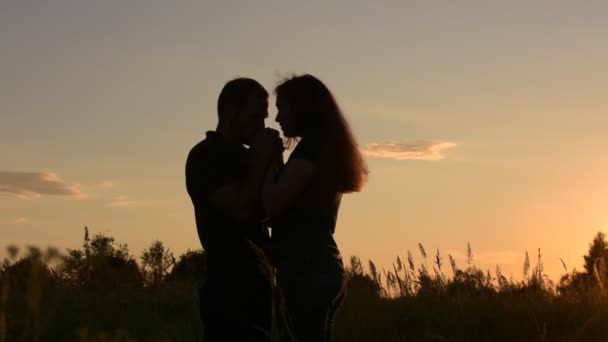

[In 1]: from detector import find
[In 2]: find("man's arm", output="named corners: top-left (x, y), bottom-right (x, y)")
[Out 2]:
top-left (209, 128), bottom-right (283, 225)
top-left (209, 158), bottom-right (270, 225)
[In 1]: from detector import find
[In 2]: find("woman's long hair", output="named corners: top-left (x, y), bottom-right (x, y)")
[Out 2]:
top-left (275, 74), bottom-right (368, 193)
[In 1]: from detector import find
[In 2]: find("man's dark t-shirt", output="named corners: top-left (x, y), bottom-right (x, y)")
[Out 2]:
top-left (185, 131), bottom-right (269, 274)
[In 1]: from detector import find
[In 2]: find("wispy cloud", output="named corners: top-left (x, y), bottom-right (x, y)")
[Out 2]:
top-left (107, 195), bottom-right (138, 208)
top-left (98, 180), bottom-right (116, 189)
top-left (12, 217), bottom-right (30, 224)
top-left (106, 195), bottom-right (166, 209)
top-left (362, 140), bottom-right (456, 161)
top-left (0, 171), bottom-right (85, 199)
top-left (75, 180), bottom-right (118, 200)
top-left (3, 217), bottom-right (30, 225)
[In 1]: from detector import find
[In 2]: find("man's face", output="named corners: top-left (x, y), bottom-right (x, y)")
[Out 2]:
top-left (234, 93), bottom-right (268, 145)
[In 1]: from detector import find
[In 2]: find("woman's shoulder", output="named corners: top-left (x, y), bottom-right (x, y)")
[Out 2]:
top-left (289, 138), bottom-right (323, 164)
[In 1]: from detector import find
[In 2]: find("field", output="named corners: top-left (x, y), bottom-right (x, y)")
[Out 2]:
top-left (2, 230), bottom-right (608, 342)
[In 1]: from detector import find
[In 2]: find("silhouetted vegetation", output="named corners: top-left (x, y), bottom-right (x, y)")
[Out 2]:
top-left (2, 228), bottom-right (608, 341)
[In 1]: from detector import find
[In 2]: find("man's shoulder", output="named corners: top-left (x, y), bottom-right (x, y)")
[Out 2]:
top-left (187, 132), bottom-right (221, 160)
top-left (185, 133), bottom-right (224, 196)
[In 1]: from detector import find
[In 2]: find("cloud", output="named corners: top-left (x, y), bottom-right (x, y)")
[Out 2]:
top-left (0, 171), bottom-right (85, 199)
top-left (74, 180), bottom-right (118, 200)
top-left (106, 195), bottom-right (166, 209)
top-left (98, 180), bottom-right (116, 189)
top-left (107, 195), bottom-right (138, 208)
top-left (12, 217), bottom-right (30, 224)
top-left (1, 217), bottom-right (29, 225)
top-left (2, 217), bottom-right (30, 225)
top-left (362, 140), bottom-right (456, 161)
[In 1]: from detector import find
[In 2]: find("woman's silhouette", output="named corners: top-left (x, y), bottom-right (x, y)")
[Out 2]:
top-left (263, 74), bottom-right (368, 342)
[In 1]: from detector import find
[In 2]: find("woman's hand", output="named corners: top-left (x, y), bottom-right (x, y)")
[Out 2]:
top-left (250, 128), bottom-right (284, 168)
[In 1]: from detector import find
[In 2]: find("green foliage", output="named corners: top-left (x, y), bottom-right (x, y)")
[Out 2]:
top-left (558, 231), bottom-right (608, 299)
top-left (584, 232), bottom-right (608, 276)
top-left (165, 250), bottom-right (206, 286)
top-left (0, 246), bottom-right (61, 342)
top-left (140, 240), bottom-right (175, 286)
top-left (56, 227), bottom-right (143, 290)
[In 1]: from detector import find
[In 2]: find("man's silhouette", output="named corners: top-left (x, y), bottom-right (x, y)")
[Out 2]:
top-left (185, 78), bottom-right (282, 342)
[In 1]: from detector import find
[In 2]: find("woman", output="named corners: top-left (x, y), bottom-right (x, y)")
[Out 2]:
top-left (263, 74), bottom-right (368, 342)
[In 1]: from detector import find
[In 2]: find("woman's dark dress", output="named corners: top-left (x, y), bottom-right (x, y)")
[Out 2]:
top-left (271, 138), bottom-right (345, 342)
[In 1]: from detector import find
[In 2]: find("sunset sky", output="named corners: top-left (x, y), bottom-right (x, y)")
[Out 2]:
top-left (1, 1), bottom-right (607, 280)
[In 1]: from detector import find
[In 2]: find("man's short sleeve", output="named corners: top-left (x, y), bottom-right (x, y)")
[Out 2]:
top-left (185, 142), bottom-right (226, 204)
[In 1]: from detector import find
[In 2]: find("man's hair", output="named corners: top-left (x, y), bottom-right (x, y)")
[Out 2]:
top-left (217, 78), bottom-right (268, 123)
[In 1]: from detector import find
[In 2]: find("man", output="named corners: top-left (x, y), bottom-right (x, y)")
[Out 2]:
top-left (185, 78), bottom-right (283, 342)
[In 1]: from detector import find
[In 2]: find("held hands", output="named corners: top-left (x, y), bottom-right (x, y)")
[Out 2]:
top-left (250, 128), bottom-right (284, 167)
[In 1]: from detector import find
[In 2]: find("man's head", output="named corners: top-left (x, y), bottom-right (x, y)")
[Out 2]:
top-left (217, 78), bottom-right (269, 145)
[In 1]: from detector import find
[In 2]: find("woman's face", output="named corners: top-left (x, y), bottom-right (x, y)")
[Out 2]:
top-left (275, 96), bottom-right (298, 137)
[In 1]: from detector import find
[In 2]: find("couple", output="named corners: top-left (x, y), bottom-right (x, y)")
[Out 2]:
top-left (185, 74), bottom-right (368, 342)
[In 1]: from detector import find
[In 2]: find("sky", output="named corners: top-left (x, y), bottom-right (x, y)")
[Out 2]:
top-left (1, 1), bottom-right (607, 280)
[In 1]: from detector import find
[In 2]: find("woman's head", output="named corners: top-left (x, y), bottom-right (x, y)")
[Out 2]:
top-left (274, 74), bottom-right (368, 192)
top-left (274, 74), bottom-right (338, 139)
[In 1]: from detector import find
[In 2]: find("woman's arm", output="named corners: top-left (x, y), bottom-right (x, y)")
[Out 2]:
top-left (262, 158), bottom-right (317, 217)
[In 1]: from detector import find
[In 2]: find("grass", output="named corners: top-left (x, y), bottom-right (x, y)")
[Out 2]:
top-left (2, 232), bottom-right (608, 341)
top-left (335, 285), bottom-right (608, 341)
top-left (3, 282), bottom-right (202, 341)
